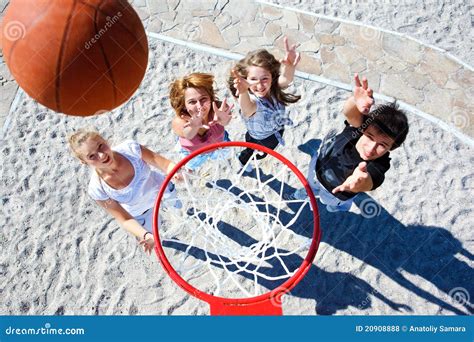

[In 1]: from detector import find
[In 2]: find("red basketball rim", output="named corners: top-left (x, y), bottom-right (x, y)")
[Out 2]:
top-left (152, 141), bottom-right (321, 307)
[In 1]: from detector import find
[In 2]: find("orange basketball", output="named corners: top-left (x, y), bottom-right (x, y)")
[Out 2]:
top-left (2, 0), bottom-right (148, 116)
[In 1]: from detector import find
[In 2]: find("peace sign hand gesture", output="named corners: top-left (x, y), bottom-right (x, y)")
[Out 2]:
top-left (280, 36), bottom-right (301, 67)
top-left (353, 73), bottom-right (374, 115)
top-left (209, 99), bottom-right (234, 126)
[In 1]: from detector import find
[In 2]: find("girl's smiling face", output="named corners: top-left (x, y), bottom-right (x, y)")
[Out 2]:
top-left (246, 66), bottom-right (272, 98)
top-left (184, 87), bottom-right (211, 118)
top-left (76, 136), bottom-right (115, 168)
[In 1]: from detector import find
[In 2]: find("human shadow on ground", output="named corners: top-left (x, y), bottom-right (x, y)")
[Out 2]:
top-left (162, 213), bottom-right (411, 315)
top-left (164, 137), bottom-right (473, 314)
top-left (291, 139), bottom-right (474, 315)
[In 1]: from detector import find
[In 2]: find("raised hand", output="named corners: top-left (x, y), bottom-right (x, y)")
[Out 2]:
top-left (181, 109), bottom-right (209, 130)
top-left (231, 68), bottom-right (251, 96)
top-left (353, 73), bottom-right (374, 114)
top-left (280, 36), bottom-right (301, 67)
top-left (332, 162), bottom-right (370, 194)
top-left (209, 99), bottom-right (234, 126)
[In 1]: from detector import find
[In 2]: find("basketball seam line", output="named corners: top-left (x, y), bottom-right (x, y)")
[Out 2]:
top-left (77, 0), bottom-right (148, 56)
top-left (94, 0), bottom-right (117, 107)
top-left (55, 0), bottom-right (78, 113)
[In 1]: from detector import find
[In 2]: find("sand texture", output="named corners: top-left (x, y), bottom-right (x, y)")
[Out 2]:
top-left (1, 36), bottom-right (472, 315)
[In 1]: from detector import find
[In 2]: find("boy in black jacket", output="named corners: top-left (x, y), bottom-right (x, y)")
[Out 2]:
top-left (294, 74), bottom-right (409, 212)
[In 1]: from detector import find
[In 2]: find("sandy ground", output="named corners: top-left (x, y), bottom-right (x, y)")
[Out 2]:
top-left (1, 38), bottom-right (472, 315)
top-left (0, 1), bottom-right (473, 316)
top-left (270, 0), bottom-right (473, 63)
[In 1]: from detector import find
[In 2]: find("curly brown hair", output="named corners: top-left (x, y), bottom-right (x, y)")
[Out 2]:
top-left (227, 49), bottom-right (301, 105)
top-left (169, 73), bottom-right (218, 117)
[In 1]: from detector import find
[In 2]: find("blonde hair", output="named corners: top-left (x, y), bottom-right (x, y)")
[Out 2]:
top-left (169, 73), bottom-right (218, 117)
top-left (228, 49), bottom-right (301, 105)
top-left (68, 130), bottom-right (103, 160)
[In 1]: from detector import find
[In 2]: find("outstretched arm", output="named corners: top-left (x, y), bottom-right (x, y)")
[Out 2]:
top-left (141, 145), bottom-right (176, 175)
top-left (278, 36), bottom-right (301, 89)
top-left (96, 199), bottom-right (155, 255)
top-left (343, 73), bottom-right (374, 127)
top-left (231, 69), bottom-right (257, 118)
top-left (332, 162), bottom-right (374, 194)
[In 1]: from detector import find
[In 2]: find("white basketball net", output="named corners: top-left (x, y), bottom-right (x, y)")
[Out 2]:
top-left (158, 145), bottom-right (315, 299)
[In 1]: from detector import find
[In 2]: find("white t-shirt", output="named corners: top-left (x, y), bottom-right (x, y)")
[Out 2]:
top-left (88, 140), bottom-right (166, 217)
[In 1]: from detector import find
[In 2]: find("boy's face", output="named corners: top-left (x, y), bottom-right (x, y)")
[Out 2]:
top-left (356, 126), bottom-right (395, 161)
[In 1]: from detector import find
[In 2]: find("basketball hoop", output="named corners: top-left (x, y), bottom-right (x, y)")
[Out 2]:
top-left (152, 141), bottom-right (320, 315)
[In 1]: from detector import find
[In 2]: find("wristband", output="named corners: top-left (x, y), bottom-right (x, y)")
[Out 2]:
top-left (143, 232), bottom-right (152, 240)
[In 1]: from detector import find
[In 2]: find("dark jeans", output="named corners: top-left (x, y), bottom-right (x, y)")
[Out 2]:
top-left (238, 129), bottom-right (284, 165)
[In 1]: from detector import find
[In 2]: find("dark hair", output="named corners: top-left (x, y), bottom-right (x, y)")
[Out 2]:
top-left (227, 49), bottom-right (301, 105)
top-left (365, 102), bottom-right (409, 150)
